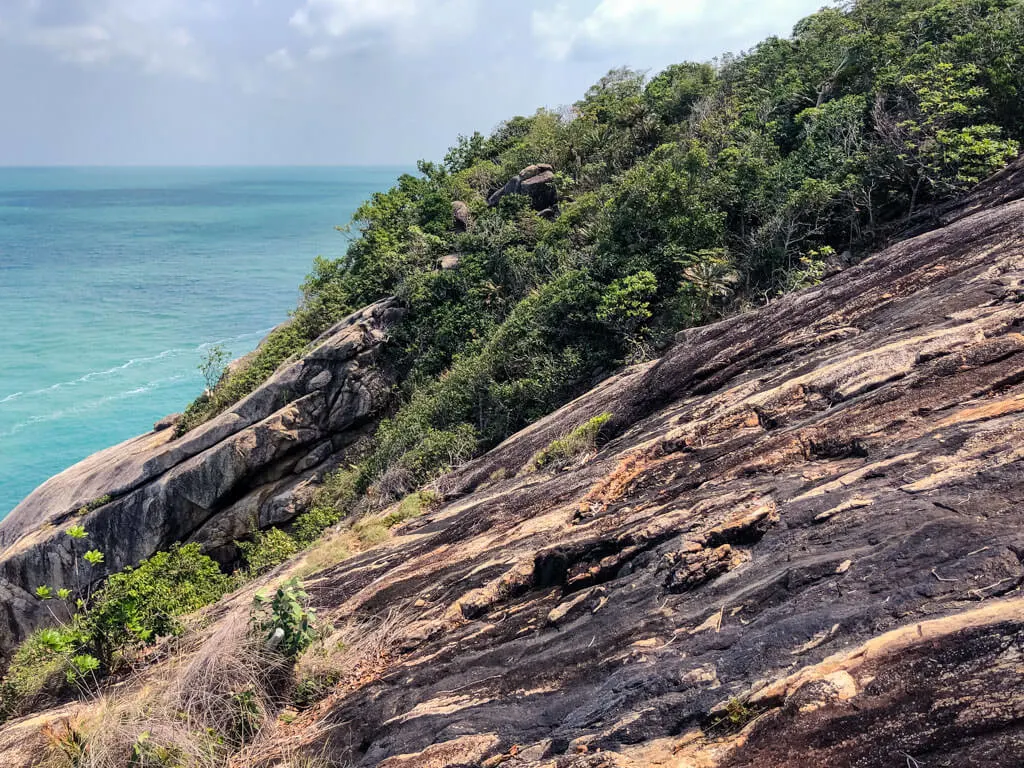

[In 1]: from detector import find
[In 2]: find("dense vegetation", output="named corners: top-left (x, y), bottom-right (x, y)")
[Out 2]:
top-left (182, 0), bottom-right (1022, 518)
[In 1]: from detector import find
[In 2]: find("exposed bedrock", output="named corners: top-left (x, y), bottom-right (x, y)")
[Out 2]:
top-left (0, 299), bottom-right (402, 655)
top-left (255, 159), bottom-right (1024, 766)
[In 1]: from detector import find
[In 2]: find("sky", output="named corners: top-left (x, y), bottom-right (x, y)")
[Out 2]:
top-left (0, 0), bottom-right (830, 166)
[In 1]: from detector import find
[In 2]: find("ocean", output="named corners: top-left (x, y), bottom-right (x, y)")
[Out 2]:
top-left (0, 166), bottom-right (408, 518)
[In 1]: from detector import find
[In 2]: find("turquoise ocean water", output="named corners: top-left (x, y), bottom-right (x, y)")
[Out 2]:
top-left (0, 167), bottom-right (406, 518)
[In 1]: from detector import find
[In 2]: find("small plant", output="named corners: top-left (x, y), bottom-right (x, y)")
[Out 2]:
top-left (83, 549), bottom-right (105, 566)
top-left (252, 578), bottom-right (322, 659)
top-left (230, 687), bottom-right (262, 745)
top-left (66, 654), bottom-right (100, 684)
top-left (530, 413), bottom-right (612, 471)
top-left (131, 731), bottom-right (185, 767)
top-left (292, 671), bottom-right (340, 710)
top-left (238, 526), bottom-right (299, 575)
top-left (36, 585), bottom-right (54, 600)
top-left (76, 495), bottom-right (112, 517)
top-left (198, 344), bottom-right (230, 394)
top-left (382, 490), bottom-right (439, 528)
top-left (708, 697), bottom-right (759, 735)
top-left (66, 524), bottom-right (89, 539)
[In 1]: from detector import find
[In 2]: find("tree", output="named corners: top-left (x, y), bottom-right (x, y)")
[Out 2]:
top-left (198, 344), bottom-right (230, 394)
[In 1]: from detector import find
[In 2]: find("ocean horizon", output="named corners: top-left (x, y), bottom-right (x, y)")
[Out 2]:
top-left (0, 166), bottom-right (409, 519)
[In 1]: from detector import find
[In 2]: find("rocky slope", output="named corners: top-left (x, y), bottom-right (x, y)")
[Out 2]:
top-left (2, 159), bottom-right (1024, 766)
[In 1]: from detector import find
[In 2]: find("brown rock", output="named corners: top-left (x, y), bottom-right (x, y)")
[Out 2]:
top-left (452, 200), bottom-right (473, 232)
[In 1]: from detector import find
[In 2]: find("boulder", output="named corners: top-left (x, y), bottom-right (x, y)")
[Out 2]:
top-left (439, 254), bottom-right (461, 270)
top-left (152, 413), bottom-right (181, 432)
top-left (0, 299), bottom-right (402, 654)
top-left (487, 163), bottom-right (557, 210)
top-left (452, 201), bottom-right (473, 232)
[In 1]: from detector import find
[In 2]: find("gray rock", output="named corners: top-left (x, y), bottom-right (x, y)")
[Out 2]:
top-left (487, 164), bottom-right (557, 210)
top-left (452, 201), bottom-right (473, 232)
top-left (0, 298), bottom-right (402, 656)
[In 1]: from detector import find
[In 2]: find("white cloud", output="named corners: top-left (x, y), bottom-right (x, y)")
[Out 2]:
top-left (289, 0), bottom-right (479, 54)
top-left (535, 0), bottom-right (708, 60)
top-left (265, 47), bottom-right (296, 71)
top-left (533, 0), bottom-right (823, 61)
top-left (3, 0), bottom-right (214, 79)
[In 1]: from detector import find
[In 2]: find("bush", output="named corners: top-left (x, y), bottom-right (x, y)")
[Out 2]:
top-left (252, 578), bottom-right (323, 659)
top-left (530, 413), bottom-right (613, 471)
top-left (81, 543), bottom-right (232, 666)
top-left (238, 527), bottom-right (299, 576)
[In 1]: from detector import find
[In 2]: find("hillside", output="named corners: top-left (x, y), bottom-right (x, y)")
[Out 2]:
top-left (1, 151), bottom-right (1022, 767)
top-left (1, 0), bottom-right (1024, 764)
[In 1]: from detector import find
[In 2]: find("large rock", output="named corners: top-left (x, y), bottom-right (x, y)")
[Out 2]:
top-left (487, 164), bottom-right (557, 210)
top-left (0, 299), bottom-right (402, 655)
top-left (226, 159), bottom-right (1024, 765)
top-left (451, 201), bottom-right (473, 232)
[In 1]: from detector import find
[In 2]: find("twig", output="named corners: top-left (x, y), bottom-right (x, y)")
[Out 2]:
top-left (967, 546), bottom-right (990, 557)
top-left (968, 578), bottom-right (1014, 600)
top-left (931, 568), bottom-right (957, 583)
top-left (902, 752), bottom-right (923, 768)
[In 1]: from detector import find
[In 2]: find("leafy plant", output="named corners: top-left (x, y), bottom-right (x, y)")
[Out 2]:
top-left (252, 578), bottom-right (322, 659)
top-left (83, 549), bottom-right (105, 566)
top-left (198, 344), bottom-right (231, 393)
top-left (531, 413), bottom-right (613, 471)
top-left (238, 526), bottom-right (299, 576)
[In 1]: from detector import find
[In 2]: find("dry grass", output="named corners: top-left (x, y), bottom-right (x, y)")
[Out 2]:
top-left (40, 609), bottom-right (289, 768)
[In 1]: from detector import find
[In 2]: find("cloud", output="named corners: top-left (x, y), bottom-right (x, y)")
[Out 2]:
top-left (2, 0), bottom-right (214, 79)
top-left (532, 0), bottom-right (820, 61)
top-left (289, 0), bottom-right (480, 55)
top-left (265, 48), bottom-right (296, 71)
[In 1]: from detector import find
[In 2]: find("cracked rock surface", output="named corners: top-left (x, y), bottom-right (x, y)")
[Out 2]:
top-left (0, 299), bottom-right (402, 655)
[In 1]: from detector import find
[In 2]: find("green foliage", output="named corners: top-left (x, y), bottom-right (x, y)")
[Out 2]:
top-left (597, 271), bottom-right (659, 332)
top-left (238, 527), bottom-right (299, 576)
top-left (131, 731), bottom-right (186, 767)
top-left (382, 491), bottom-right (439, 528)
top-left (0, 626), bottom-right (82, 721)
top-left (66, 654), bottom-right (100, 684)
top-left (175, 0), bottom-right (1023, 519)
top-left (83, 549), bottom-right (105, 566)
top-left (252, 578), bottom-right (321, 659)
top-left (80, 543), bottom-right (232, 666)
top-left (75, 495), bottom-right (111, 516)
top-left (531, 413), bottom-right (613, 471)
top-left (198, 344), bottom-right (230, 393)
top-left (66, 525), bottom-right (88, 540)
top-left (35, 585), bottom-right (53, 600)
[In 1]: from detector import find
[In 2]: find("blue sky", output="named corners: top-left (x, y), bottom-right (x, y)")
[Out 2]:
top-left (0, 0), bottom-right (829, 165)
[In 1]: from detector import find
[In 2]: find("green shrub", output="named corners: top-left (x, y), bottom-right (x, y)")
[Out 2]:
top-left (382, 491), bottom-right (439, 528)
top-left (80, 543), bottom-right (232, 666)
top-left (0, 626), bottom-right (81, 721)
top-left (238, 527), bottom-right (299, 576)
top-left (531, 413), bottom-right (613, 470)
top-left (292, 466), bottom-right (363, 547)
top-left (252, 578), bottom-right (322, 659)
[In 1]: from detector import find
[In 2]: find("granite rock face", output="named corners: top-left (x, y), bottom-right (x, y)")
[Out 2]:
top-left (5, 160), bottom-right (1024, 766)
top-left (487, 163), bottom-right (558, 210)
top-left (236, 159), bottom-right (1024, 766)
top-left (0, 299), bottom-right (402, 655)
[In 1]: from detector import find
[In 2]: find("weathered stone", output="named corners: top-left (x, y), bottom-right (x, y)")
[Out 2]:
top-left (452, 201), bottom-right (473, 232)
top-left (152, 413), bottom-right (181, 432)
top-left (440, 254), bottom-right (461, 270)
top-left (487, 163), bottom-right (557, 210)
top-left (0, 299), bottom-right (402, 654)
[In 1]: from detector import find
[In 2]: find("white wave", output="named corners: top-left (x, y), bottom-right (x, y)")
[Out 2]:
top-left (0, 375), bottom-right (187, 438)
top-left (0, 325), bottom-right (276, 407)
